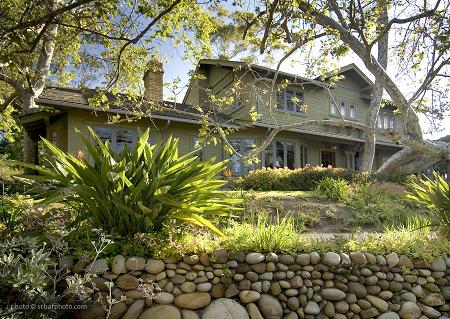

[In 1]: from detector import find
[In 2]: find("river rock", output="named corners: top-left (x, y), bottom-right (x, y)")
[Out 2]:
top-left (112, 255), bottom-right (127, 275)
top-left (430, 256), bottom-right (446, 271)
top-left (87, 259), bottom-right (109, 275)
top-left (126, 256), bottom-right (146, 271)
top-left (304, 301), bottom-right (320, 315)
top-left (174, 292), bottom-right (211, 309)
top-left (421, 293), bottom-right (445, 306)
top-left (146, 259), bottom-right (165, 274)
top-left (386, 253), bottom-right (399, 268)
top-left (258, 294), bottom-right (283, 319)
top-left (202, 298), bottom-right (249, 319)
top-left (377, 312), bottom-right (400, 319)
top-left (245, 253), bottom-right (265, 264)
top-left (122, 300), bottom-right (145, 319)
top-left (323, 252), bottom-right (340, 266)
top-left (239, 290), bottom-right (260, 303)
top-left (139, 305), bottom-right (181, 319)
top-left (321, 288), bottom-right (346, 301)
top-left (398, 302), bottom-right (421, 319)
top-left (366, 295), bottom-right (388, 312)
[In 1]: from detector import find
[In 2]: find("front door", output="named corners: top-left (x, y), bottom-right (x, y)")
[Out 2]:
top-left (321, 151), bottom-right (336, 167)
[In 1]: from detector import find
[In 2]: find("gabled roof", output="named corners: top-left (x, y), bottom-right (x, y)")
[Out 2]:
top-left (332, 63), bottom-right (374, 90)
top-left (36, 87), bottom-right (235, 126)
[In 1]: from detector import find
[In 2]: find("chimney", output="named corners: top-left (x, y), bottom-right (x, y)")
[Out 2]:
top-left (143, 59), bottom-right (164, 103)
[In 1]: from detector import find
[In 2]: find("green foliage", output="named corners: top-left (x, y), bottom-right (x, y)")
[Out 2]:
top-left (222, 213), bottom-right (302, 254)
top-left (0, 196), bottom-right (24, 234)
top-left (20, 127), bottom-right (240, 236)
top-left (233, 166), bottom-right (411, 191)
top-left (407, 172), bottom-right (450, 237)
top-left (315, 177), bottom-right (350, 201)
top-left (348, 182), bottom-right (422, 228)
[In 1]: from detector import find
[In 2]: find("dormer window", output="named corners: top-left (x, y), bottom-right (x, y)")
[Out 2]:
top-left (378, 111), bottom-right (395, 129)
top-left (277, 89), bottom-right (304, 114)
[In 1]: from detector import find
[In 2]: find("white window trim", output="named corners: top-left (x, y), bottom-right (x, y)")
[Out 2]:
top-left (92, 125), bottom-right (141, 152)
top-left (277, 89), bottom-right (305, 114)
top-left (330, 99), bottom-right (357, 119)
top-left (229, 139), bottom-right (256, 174)
top-left (263, 140), bottom-right (296, 169)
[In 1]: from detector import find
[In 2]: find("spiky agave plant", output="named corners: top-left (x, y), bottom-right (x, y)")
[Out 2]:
top-left (19, 127), bottom-right (240, 236)
top-left (407, 172), bottom-right (450, 238)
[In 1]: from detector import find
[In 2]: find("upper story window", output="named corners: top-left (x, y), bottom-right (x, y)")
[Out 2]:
top-left (230, 94), bottom-right (242, 112)
top-left (377, 111), bottom-right (395, 129)
top-left (330, 99), bottom-right (356, 119)
top-left (277, 89), bottom-right (304, 114)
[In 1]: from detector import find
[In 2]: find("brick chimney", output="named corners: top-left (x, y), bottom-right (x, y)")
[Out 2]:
top-left (143, 59), bottom-right (164, 102)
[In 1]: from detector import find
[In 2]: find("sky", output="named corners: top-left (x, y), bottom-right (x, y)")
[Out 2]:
top-left (158, 40), bottom-right (450, 141)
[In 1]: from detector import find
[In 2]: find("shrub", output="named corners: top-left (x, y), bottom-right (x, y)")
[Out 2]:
top-left (233, 166), bottom-right (372, 191)
top-left (315, 177), bottom-right (350, 202)
top-left (232, 166), bottom-right (414, 191)
top-left (20, 127), bottom-right (240, 236)
top-left (407, 172), bottom-right (450, 237)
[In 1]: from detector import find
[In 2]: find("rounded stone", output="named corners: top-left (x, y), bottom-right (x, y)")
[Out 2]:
top-left (366, 295), bottom-right (388, 312)
top-left (109, 302), bottom-right (127, 319)
top-left (139, 305), bottom-right (181, 319)
top-left (335, 301), bottom-right (350, 314)
top-left (348, 282), bottom-right (367, 298)
top-left (87, 258), bottom-right (109, 275)
top-left (155, 292), bottom-right (174, 304)
top-left (126, 257), bottom-right (146, 271)
top-left (398, 302), bottom-right (421, 319)
top-left (323, 252), bottom-right (341, 266)
top-left (420, 293), bottom-right (444, 306)
top-left (239, 290), bottom-right (260, 303)
top-left (310, 252), bottom-right (320, 265)
top-left (146, 259), bottom-right (165, 274)
top-left (279, 255), bottom-right (295, 265)
top-left (111, 255), bottom-right (127, 275)
top-left (386, 252), bottom-right (399, 268)
top-left (321, 288), bottom-right (346, 301)
top-left (180, 282), bottom-right (196, 293)
top-left (430, 256), bottom-right (446, 271)
top-left (296, 254), bottom-right (310, 266)
top-left (116, 274), bottom-right (139, 290)
top-left (211, 249), bottom-right (228, 263)
top-left (197, 282), bottom-right (212, 292)
top-left (349, 252), bottom-right (367, 266)
top-left (245, 253), bottom-right (265, 264)
top-left (122, 300), bottom-right (145, 319)
top-left (174, 292), bottom-right (211, 309)
top-left (377, 312), bottom-right (400, 319)
top-left (257, 294), bottom-right (283, 319)
top-left (304, 301), bottom-right (320, 315)
top-left (246, 303), bottom-right (263, 319)
top-left (181, 310), bottom-right (199, 319)
top-left (202, 298), bottom-right (249, 319)
top-left (183, 255), bottom-right (200, 265)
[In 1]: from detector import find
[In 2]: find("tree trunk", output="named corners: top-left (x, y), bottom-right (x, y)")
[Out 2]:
top-left (360, 0), bottom-right (388, 172)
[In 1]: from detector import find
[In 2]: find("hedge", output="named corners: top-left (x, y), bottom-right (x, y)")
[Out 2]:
top-left (232, 166), bottom-right (413, 191)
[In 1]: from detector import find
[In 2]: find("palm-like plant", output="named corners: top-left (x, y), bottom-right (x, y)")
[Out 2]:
top-left (407, 172), bottom-right (450, 237)
top-left (20, 127), bottom-right (240, 236)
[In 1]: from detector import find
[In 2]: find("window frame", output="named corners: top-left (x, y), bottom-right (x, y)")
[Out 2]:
top-left (263, 140), bottom-right (296, 169)
top-left (229, 138), bottom-right (256, 175)
top-left (92, 125), bottom-right (140, 153)
top-left (276, 89), bottom-right (305, 114)
top-left (330, 99), bottom-right (357, 120)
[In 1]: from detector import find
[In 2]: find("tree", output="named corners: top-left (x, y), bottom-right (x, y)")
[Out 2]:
top-left (207, 0), bottom-right (450, 174)
top-left (0, 0), bottom-right (214, 165)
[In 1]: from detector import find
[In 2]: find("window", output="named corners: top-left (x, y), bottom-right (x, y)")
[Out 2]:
top-left (321, 151), bottom-right (336, 167)
top-left (339, 101), bottom-right (347, 117)
top-left (93, 126), bottom-right (139, 153)
top-left (277, 89), bottom-right (304, 113)
top-left (377, 111), bottom-right (395, 129)
top-left (264, 141), bottom-right (295, 169)
top-left (330, 99), bottom-right (356, 119)
top-left (230, 139), bottom-right (256, 175)
top-left (192, 137), bottom-right (204, 161)
top-left (300, 145), bottom-right (308, 168)
top-left (230, 94), bottom-right (242, 112)
top-left (330, 101), bottom-right (337, 115)
top-left (349, 104), bottom-right (356, 119)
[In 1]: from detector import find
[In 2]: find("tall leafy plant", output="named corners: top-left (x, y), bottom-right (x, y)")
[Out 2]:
top-left (19, 127), bottom-right (239, 236)
top-left (407, 172), bottom-right (450, 237)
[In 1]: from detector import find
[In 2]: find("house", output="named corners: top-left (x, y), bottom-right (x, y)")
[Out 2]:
top-left (20, 59), bottom-right (403, 173)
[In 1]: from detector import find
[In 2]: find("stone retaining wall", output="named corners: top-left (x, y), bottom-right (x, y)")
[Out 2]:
top-left (67, 250), bottom-right (450, 319)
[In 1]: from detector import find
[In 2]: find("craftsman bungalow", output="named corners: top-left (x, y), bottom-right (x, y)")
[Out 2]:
top-left (20, 59), bottom-right (402, 174)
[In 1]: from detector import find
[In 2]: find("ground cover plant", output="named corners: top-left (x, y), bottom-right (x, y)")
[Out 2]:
top-left (18, 127), bottom-right (241, 236)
